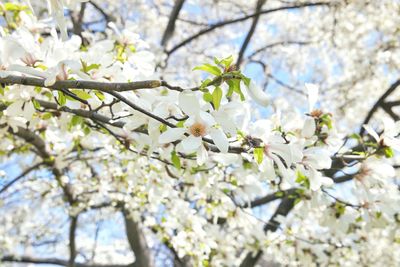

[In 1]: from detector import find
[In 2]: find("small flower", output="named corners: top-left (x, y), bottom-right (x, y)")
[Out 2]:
top-left (363, 120), bottom-right (400, 152)
top-left (158, 92), bottom-right (229, 164)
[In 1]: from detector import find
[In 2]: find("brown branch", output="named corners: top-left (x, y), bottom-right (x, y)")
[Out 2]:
top-left (71, 3), bottom-right (87, 37)
top-left (1, 255), bottom-right (132, 267)
top-left (122, 209), bottom-right (154, 267)
top-left (161, 0), bottom-right (186, 46)
top-left (88, 0), bottom-right (115, 23)
top-left (0, 162), bottom-right (44, 194)
top-left (0, 75), bottom-right (162, 93)
top-left (69, 216), bottom-right (79, 267)
top-left (167, 2), bottom-right (330, 55)
top-left (360, 78), bottom-right (400, 135)
top-left (10, 126), bottom-right (75, 204)
top-left (236, 0), bottom-right (266, 67)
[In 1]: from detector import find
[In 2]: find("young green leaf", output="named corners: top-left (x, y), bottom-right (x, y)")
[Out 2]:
top-left (193, 64), bottom-right (222, 76)
top-left (171, 151), bottom-right (181, 170)
top-left (254, 147), bottom-right (264, 164)
top-left (212, 86), bottom-right (223, 110)
top-left (57, 91), bottom-right (66, 106)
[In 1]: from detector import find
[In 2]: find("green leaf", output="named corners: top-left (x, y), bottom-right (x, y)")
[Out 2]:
top-left (32, 99), bottom-right (40, 109)
top-left (349, 133), bottom-right (361, 140)
top-left (203, 92), bottom-right (213, 102)
top-left (42, 112), bottom-right (53, 120)
top-left (193, 63), bottom-right (222, 76)
top-left (94, 91), bottom-right (105, 101)
top-left (71, 115), bottom-right (83, 127)
top-left (383, 146), bottom-right (394, 158)
top-left (227, 79), bottom-right (245, 101)
top-left (70, 89), bottom-right (92, 100)
top-left (241, 75), bottom-right (251, 87)
top-left (57, 91), bottom-right (66, 106)
top-left (171, 151), bottom-right (181, 170)
top-left (295, 171), bottom-right (310, 189)
top-left (212, 86), bottom-right (223, 110)
top-left (221, 56), bottom-right (234, 68)
top-left (253, 147), bottom-right (264, 164)
top-left (176, 121), bottom-right (185, 128)
top-left (200, 78), bottom-right (212, 89)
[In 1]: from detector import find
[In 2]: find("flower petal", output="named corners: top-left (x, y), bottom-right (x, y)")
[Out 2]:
top-left (305, 83), bottom-right (319, 111)
top-left (247, 81), bottom-right (269, 106)
top-left (197, 144), bottom-right (208, 165)
top-left (363, 124), bottom-right (380, 142)
top-left (209, 128), bottom-right (229, 153)
top-left (159, 128), bottom-right (186, 144)
top-left (181, 135), bottom-right (202, 152)
top-left (179, 92), bottom-right (200, 116)
top-left (302, 117), bottom-right (316, 138)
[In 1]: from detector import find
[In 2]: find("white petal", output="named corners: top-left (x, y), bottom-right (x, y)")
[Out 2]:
top-left (308, 167), bottom-right (322, 191)
top-left (305, 83), bottom-right (319, 111)
top-left (181, 135), bottom-right (202, 152)
top-left (247, 81), bottom-right (269, 106)
top-left (363, 124), bottom-right (380, 142)
top-left (301, 117), bottom-right (316, 138)
top-left (209, 128), bottom-right (229, 153)
top-left (158, 128), bottom-right (186, 144)
top-left (197, 144), bottom-right (208, 165)
top-left (5, 101), bottom-right (23, 116)
top-left (199, 110), bottom-right (216, 126)
top-left (179, 92), bottom-right (200, 116)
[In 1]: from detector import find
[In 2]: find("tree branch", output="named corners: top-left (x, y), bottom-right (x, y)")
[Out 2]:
top-left (236, 0), bottom-right (266, 67)
top-left (0, 75), bottom-right (162, 93)
top-left (161, 0), bottom-right (186, 46)
top-left (167, 2), bottom-right (330, 55)
top-left (0, 162), bottom-right (44, 195)
top-left (69, 216), bottom-right (79, 267)
top-left (1, 255), bottom-right (133, 267)
top-left (360, 78), bottom-right (400, 135)
top-left (122, 209), bottom-right (154, 267)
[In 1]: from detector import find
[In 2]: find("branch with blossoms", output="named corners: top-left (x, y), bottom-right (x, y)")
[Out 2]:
top-left (1, 1), bottom-right (400, 267)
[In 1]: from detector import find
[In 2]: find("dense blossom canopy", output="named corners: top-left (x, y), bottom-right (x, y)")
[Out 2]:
top-left (0, 1), bottom-right (399, 266)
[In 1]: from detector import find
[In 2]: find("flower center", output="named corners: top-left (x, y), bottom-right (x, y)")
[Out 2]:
top-left (189, 122), bottom-right (207, 137)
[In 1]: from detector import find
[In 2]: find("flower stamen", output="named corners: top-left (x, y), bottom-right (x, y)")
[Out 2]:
top-left (189, 122), bottom-right (207, 137)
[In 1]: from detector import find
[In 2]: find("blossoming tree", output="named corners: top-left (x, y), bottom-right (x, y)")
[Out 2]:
top-left (0, 0), bottom-right (399, 266)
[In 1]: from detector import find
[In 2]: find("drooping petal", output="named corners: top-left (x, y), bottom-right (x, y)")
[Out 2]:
top-left (247, 81), bottom-right (269, 106)
top-left (308, 167), bottom-right (322, 191)
top-left (159, 128), bottom-right (186, 144)
top-left (179, 92), bottom-right (200, 116)
top-left (197, 144), bottom-right (208, 165)
top-left (305, 83), bottom-right (319, 112)
top-left (363, 124), bottom-right (380, 142)
top-left (181, 135), bottom-right (202, 152)
top-left (209, 128), bottom-right (229, 153)
top-left (301, 117), bottom-right (316, 138)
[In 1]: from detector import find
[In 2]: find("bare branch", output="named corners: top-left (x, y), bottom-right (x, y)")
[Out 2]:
top-left (236, 0), bottom-right (266, 67)
top-left (161, 0), bottom-right (186, 46)
top-left (69, 216), bottom-right (79, 267)
top-left (0, 162), bottom-right (44, 195)
top-left (1, 255), bottom-right (133, 267)
top-left (167, 2), bottom-right (330, 55)
top-left (122, 209), bottom-right (154, 267)
top-left (360, 78), bottom-right (400, 135)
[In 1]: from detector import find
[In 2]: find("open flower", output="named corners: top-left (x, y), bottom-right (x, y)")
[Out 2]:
top-left (363, 120), bottom-right (400, 152)
top-left (159, 92), bottom-right (229, 163)
top-left (300, 147), bottom-right (333, 190)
